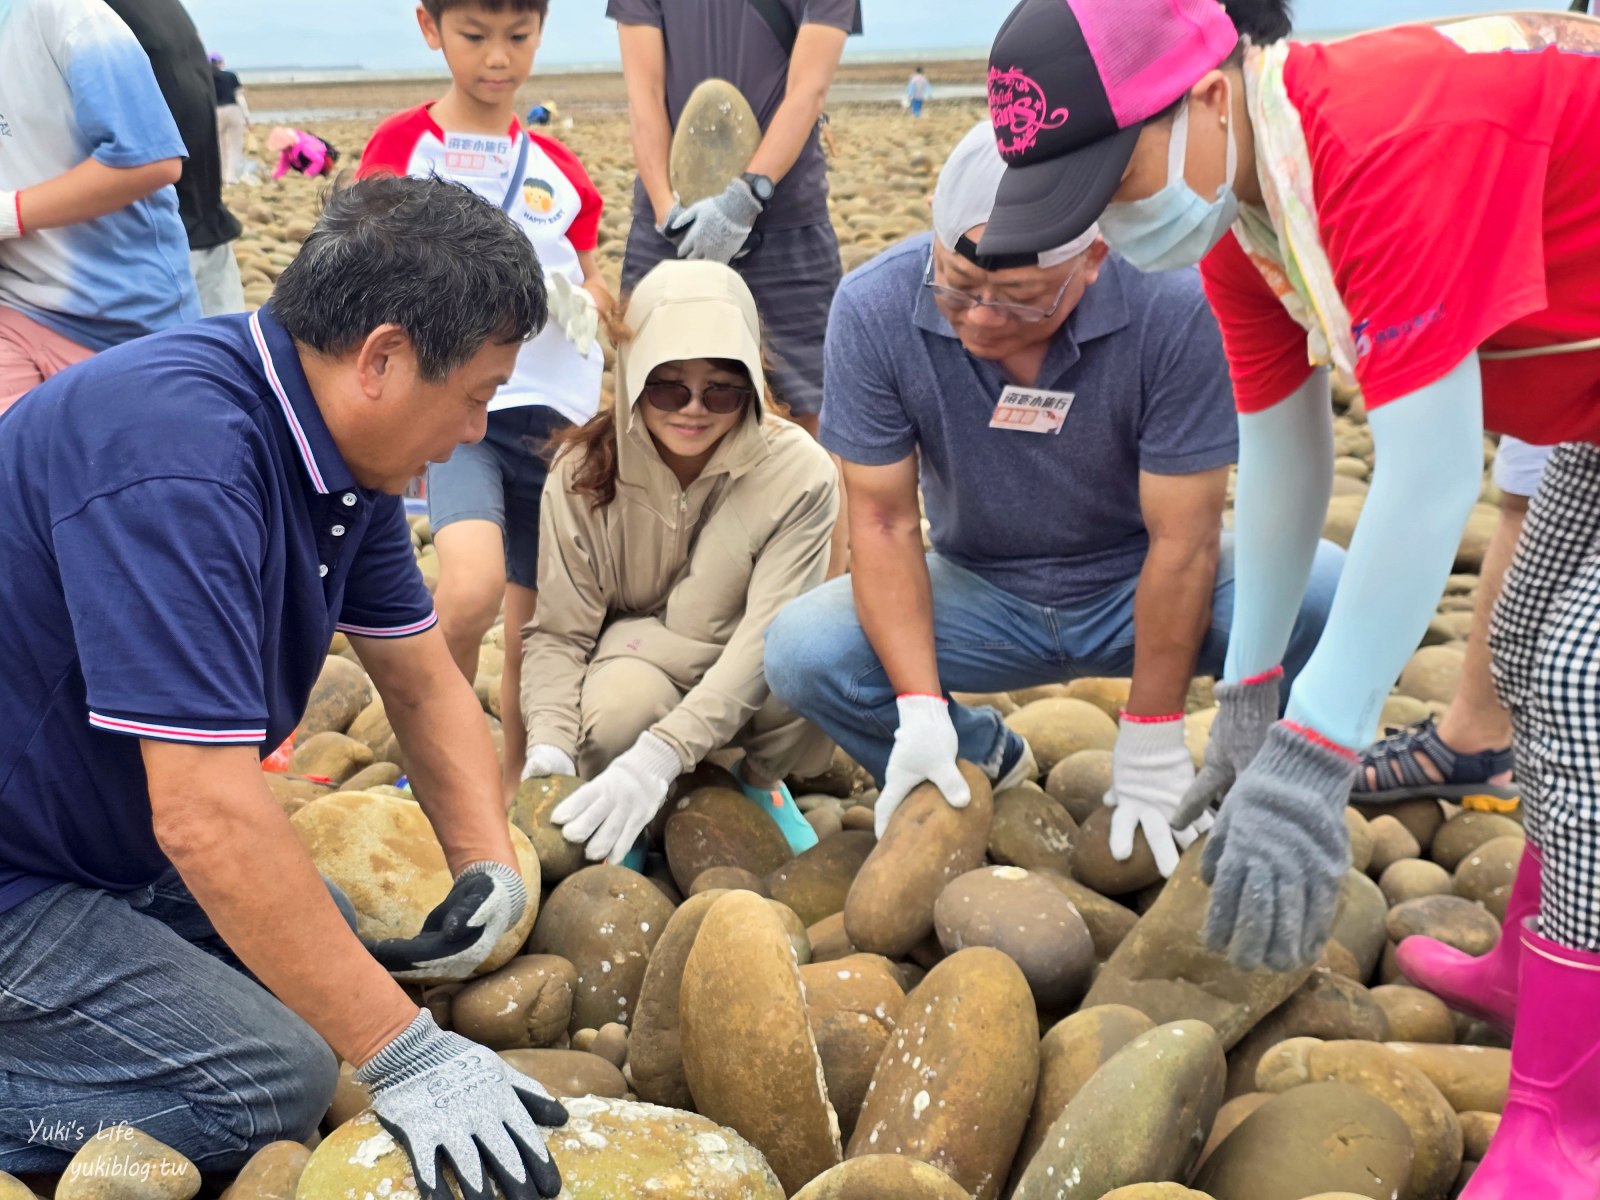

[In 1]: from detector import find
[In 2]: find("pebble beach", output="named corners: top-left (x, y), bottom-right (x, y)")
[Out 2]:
top-left (23, 60), bottom-right (1527, 1200)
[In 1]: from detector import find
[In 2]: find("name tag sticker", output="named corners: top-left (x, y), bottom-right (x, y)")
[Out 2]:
top-left (442, 133), bottom-right (514, 178)
top-left (989, 385), bottom-right (1076, 434)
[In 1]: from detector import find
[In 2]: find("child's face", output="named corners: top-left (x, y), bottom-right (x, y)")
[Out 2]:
top-left (418, 6), bottom-right (542, 111)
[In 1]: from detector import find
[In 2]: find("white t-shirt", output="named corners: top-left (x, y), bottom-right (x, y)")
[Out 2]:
top-left (359, 105), bottom-right (604, 424)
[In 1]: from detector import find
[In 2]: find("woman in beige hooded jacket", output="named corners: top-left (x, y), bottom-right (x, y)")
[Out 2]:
top-left (519, 260), bottom-right (838, 865)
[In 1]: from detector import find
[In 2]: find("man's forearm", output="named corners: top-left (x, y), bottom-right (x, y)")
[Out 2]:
top-left (17, 157), bottom-right (182, 233)
top-left (746, 93), bottom-right (828, 186)
top-left (1126, 536), bottom-right (1219, 717)
top-left (626, 99), bottom-right (676, 224)
top-left (850, 526), bottom-right (940, 696)
top-left (384, 663), bottom-right (518, 872)
top-left (148, 762), bottom-right (419, 1067)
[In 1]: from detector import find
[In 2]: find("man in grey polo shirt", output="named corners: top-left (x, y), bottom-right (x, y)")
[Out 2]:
top-left (765, 122), bottom-right (1344, 874)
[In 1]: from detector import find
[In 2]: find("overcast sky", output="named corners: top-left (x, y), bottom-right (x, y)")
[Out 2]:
top-left (178, 0), bottom-right (1573, 71)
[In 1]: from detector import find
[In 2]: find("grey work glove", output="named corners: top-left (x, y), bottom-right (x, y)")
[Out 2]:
top-left (656, 201), bottom-right (695, 249)
top-left (367, 861), bottom-right (526, 982)
top-left (356, 1010), bottom-right (566, 1200)
top-left (1200, 720), bottom-right (1360, 970)
top-left (1173, 669), bottom-right (1282, 827)
top-left (674, 177), bottom-right (763, 264)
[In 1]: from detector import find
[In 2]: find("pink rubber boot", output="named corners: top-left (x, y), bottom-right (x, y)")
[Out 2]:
top-left (1395, 843), bottom-right (1539, 1035)
top-left (1461, 923), bottom-right (1600, 1198)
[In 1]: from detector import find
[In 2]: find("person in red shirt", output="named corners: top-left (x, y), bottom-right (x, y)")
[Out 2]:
top-left (977, 0), bottom-right (1600, 1192)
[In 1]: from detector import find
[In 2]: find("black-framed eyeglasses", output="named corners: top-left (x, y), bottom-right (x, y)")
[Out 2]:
top-left (923, 251), bottom-right (1079, 324)
top-left (641, 380), bottom-right (755, 415)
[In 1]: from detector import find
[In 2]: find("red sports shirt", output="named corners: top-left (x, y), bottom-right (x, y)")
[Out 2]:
top-left (1201, 26), bottom-right (1600, 444)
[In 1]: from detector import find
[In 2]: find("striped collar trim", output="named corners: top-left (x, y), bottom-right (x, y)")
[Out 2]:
top-left (249, 308), bottom-right (357, 496)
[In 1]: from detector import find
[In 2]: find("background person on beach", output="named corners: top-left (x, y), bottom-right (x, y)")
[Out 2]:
top-left (610, 0), bottom-right (861, 439)
top-left (0, 0), bottom-right (197, 412)
top-left (977, 0), bottom-right (1600, 1189)
top-left (0, 177), bottom-right (567, 1197)
top-left (523, 260), bottom-right (838, 866)
top-left (211, 53), bottom-right (251, 185)
top-left (105, 0), bottom-right (249, 317)
top-left (906, 65), bottom-right (931, 117)
top-left (764, 120), bottom-right (1342, 865)
top-left (360, 0), bottom-right (611, 801)
top-left (269, 126), bottom-right (339, 179)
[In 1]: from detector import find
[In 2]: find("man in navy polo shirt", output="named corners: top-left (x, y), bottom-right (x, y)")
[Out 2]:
top-left (0, 177), bottom-right (567, 1199)
top-left (765, 122), bottom-right (1344, 872)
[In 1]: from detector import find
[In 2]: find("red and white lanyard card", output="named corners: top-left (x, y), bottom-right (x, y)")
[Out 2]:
top-left (989, 385), bottom-right (1076, 434)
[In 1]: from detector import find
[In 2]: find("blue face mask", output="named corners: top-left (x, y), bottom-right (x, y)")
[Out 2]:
top-left (1099, 81), bottom-right (1238, 273)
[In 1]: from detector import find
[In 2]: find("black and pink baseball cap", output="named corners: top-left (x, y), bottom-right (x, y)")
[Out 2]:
top-left (978, 0), bottom-right (1238, 257)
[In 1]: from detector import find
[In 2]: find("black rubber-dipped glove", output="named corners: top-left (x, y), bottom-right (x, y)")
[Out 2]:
top-left (367, 861), bottom-right (526, 982)
top-left (356, 1010), bottom-right (566, 1200)
top-left (1173, 667), bottom-right (1282, 827)
top-left (1200, 720), bottom-right (1360, 971)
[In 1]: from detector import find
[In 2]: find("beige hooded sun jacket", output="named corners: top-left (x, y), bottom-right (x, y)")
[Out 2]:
top-left (520, 261), bottom-right (839, 774)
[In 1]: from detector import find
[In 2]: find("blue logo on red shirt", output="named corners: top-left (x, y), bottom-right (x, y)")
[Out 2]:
top-left (1353, 305), bottom-right (1445, 359)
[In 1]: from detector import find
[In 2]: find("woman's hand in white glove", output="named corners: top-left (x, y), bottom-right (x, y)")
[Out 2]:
top-left (549, 732), bottom-right (682, 864)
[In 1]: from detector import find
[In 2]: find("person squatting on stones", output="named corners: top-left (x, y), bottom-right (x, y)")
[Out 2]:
top-left (0, 0), bottom-right (199, 412)
top-left (976, 0), bottom-right (1600, 1190)
top-left (522, 260), bottom-right (839, 866)
top-left (105, 0), bottom-right (251, 318)
top-left (0, 177), bottom-right (569, 1199)
top-left (610, 0), bottom-right (861, 437)
top-left (360, 0), bottom-right (612, 801)
top-left (764, 118), bottom-right (1344, 872)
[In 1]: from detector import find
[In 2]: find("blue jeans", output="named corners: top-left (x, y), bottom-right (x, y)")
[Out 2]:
top-left (765, 536), bottom-right (1345, 783)
top-left (0, 871), bottom-right (338, 1173)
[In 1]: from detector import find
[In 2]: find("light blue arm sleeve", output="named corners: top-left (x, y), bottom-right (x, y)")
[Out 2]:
top-left (1221, 368), bottom-right (1335, 682)
top-left (1284, 354), bottom-right (1484, 748)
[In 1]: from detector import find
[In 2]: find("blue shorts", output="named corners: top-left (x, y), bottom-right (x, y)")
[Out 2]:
top-left (910, 98), bottom-right (925, 116)
top-left (425, 404), bottom-right (568, 589)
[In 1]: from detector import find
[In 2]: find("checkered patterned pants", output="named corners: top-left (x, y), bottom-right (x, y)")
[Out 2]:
top-left (1490, 442), bottom-right (1600, 950)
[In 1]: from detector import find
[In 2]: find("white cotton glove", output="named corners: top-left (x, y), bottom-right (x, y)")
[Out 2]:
top-left (550, 731), bottom-right (681, 864)
top-left (546, 273), bottom-right (599, 357)
top-left (875, 694), bottom-right (971, 839)
top-left (0, 191), bottom-right (21, 241)
top-left (521, 743), bottom-right (577, 781)
top-left (1104, 714), bottom-right (1213, 879)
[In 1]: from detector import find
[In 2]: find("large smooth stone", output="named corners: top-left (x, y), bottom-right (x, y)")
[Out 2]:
top-left (297, 655), bottom-right (371, 738)
top-left (1329, 870), bottom-right (1390, 980)
top-left (58, 1126), bottom-right (198, 1200)
top-left (664, 786), bottom-right (793, 895)
top-left (1225, 969), bottom-right (1390, 1098)
top-left (301, 1101), bottom-right (783, 1199)
top-left (1385, 895), bottom-right (1501, 957)
top-left (345, 696), bottom-right (397, 761)
top-left (800, 954), bottom-right (905, 1142)
top-left (0, 1174), bottom-right (35, 1200)
top-left (1072, 807), bottom-right (1162, 895)
top-left (449, 954), bottom-right (576, 1049)
top-left (1367, 815), bottom-right (1423, 877)
top-left (629, 891), bottom-right (720, 1108)
top-left (932, 866), bottom-right (1094, 1008)
top-left (222, 1142), bottom-right (308, 1200)
top-left (1371, 985), bottom-right (1457, 1044)
top-left (1084, 843), bottom-right (1314, 1050)
top-left (510, 774), bottom-right (588, 884)
top-left (288, 731), bottom-right (373, 784)
top-left (848, 948), bottom-right (1038, 1200)
top-left (292, 792), bottom-right (539, 979)
top-left (1012, 1021), bottom-right (1226, 1200)
top-left (1015, 1005), bottom-right (1155, 1181)
top-left (1194, 1081), bottom-right (1415, 1200)
top-left (1035, 870), bottom-right (1138, 959)
top-left (680, 890), bottom-right (841, 1193)
top-left (792, 1155), bottom-right (968, 1199)
top-left (1256, 1038), bottom-right (1463, 1200)
top-left (1353, 798), bottom-right (1446, 855)
top-left (1062, 676), bottom-right (1131, 721)
top-left (767, 831), bottom-right (875, 927)
top-left (1384, 1043), bottom-right (1509, 1114)
top-left (1430, 812), bottom-right (1523, 873)
top-left (987, 783), bottom-right (1078, 874)
top-left (669, 79), bottom-right (763, 206)
top-left (1380, 859), bottom-right (1455, 906)
top-left (1004, 698), bottom-right (1118, 775)
top-left (844, 761), bottom-right (993, 957)
top-left (1453, 835), bottom-right (1525, 921)
top-left (497, 1048), bottom-right (627, 1098)
top-left (1098, 1188), bottom-right (1214, 1200)
top-left (1045, 749), bottom-right (1113, 825)
top-left (528, 864), bottom-right (673, 1032)
top-left (1397, 646), bottom-right (1465, 705)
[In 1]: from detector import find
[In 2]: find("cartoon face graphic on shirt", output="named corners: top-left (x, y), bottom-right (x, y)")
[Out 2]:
top-left (522, 178), bottom-right (556, 213)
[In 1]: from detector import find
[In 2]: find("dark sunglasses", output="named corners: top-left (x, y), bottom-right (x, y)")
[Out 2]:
top-left (641, 380), bottom-right (754, 415)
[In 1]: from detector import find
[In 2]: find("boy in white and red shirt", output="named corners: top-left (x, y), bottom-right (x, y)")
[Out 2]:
top-left (359, 0), bottom-right (610, 797)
